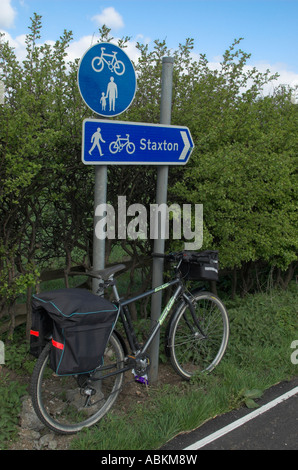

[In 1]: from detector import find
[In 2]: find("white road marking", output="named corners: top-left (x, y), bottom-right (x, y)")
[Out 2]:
top-left (184, 386), bottom-right (298, 450)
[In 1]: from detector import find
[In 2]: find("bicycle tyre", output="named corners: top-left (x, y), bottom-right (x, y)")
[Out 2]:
top-left (30, 332), bottom-right (125, 434)
top-left (126, 142), bottom-right (135, 154)
top-left (113, 60), bottom-right (125, 76)
top-left (91, 56), bottom-right (104, 73)
top-left (109, 141), bottom-right (119, 154)
top-left (168, 291), bottom-right (229, 380)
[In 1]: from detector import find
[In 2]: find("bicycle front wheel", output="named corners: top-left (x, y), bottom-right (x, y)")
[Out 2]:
top-left (30, 333), bottom-right (125, 434)
top-left (126, 142), bottom-right (135, 154)
top-left (113, 60), bottom-right (125, 75)
top-left (168, 291), bottom-right (229, 380)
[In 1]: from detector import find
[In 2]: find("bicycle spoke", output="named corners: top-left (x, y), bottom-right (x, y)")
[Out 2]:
top-left (31, 334), bottom-right (125, 434)
top-left (170, 292), bottom-right (229, 379)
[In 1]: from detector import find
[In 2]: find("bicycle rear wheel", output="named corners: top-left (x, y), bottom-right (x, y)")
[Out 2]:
top-left (30, 332), bottom-right (125, 434)
top-left (168, 291), bottom-right (229, 380)
top-left (109, 141), bottom-right (119, 154)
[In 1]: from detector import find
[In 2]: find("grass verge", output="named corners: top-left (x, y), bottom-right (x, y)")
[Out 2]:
top-left (70, 283), bottom-right (298, 450)
top-left (0, 283), bottom-right (297, 450)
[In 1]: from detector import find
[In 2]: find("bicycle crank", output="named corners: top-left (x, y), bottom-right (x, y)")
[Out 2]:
top-left (127, 354), bottom-right (150, 384)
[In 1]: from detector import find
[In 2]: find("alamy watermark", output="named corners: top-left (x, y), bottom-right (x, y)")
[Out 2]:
top-left (94, 196), bottom-right (203, 250)
top-left (290, 340), bottom-right (298, 365)
top-left (0, 340), bottom-right (4, 365)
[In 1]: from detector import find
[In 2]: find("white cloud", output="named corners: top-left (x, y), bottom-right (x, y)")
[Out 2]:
top-left (3, 22), bottom-right (297, 97)
top-left (67, 35), bottom-right (141, 65)
top-left (92, 7), bottom-right (124, 31)
top-left (190, 51), bottom-right (298, 95)
top-left (0, 0), bottom-right (17, 29)
top-left (123, 40), bottom-right (141, 65)
top-left (254, 62), bottom-right (298, 93)
top-left (0, 30), bottom-right (27, 62)
top-left (67, 35), bottom-right (95, 63)
top-left (0, 29), bottom-right (141, 69)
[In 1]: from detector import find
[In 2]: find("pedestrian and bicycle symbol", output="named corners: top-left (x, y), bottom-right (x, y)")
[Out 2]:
top-left (77, 42), bottom-right (136, 117)
top-left (88, 128), bottom-right (135, 156)
top-left (83, 119), bottom-right (194, 165)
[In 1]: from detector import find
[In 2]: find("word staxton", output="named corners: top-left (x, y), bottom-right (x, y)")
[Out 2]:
top-left (140, 138), bottom-right (179, 152)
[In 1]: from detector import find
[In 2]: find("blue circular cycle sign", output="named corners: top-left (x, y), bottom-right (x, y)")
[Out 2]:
top-left (78, 42), bottom-right (137, 117)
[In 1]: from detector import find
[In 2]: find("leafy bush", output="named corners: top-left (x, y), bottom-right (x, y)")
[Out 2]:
top-left (0, 374), bottom-right (27, 449)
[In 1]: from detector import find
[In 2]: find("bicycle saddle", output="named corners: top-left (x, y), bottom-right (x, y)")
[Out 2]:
top-left (87, 264), bottom-right (126, 280)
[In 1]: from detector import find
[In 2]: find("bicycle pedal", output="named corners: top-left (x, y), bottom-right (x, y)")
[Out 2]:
top-left (132, 370), bottom-right (149, 385)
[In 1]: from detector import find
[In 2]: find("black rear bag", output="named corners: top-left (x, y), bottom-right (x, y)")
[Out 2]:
top-left (30, 288), bottom-right (118, 376)
top-left (179, 250), bottom-right (219, 281)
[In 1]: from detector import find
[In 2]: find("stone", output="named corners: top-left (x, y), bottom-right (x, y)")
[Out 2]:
top-left (19, 395), bottom-right (45, 431)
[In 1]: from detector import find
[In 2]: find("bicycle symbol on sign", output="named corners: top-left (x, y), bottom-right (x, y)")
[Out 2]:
top-left (92, 47), bottom-right (125, 76)
top-left (109, 134), bottom-right (136, 154)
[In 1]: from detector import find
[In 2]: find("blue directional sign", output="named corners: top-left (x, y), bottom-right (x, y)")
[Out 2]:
top-left (78, 42), bottom-right (136, 117)
top-left (82, 119), bottom-right (194, 165)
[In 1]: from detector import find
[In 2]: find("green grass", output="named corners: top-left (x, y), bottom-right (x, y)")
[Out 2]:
top-left (70, 283), bottom-right (298, 450)
top-left (0, 372), bottom-right (27, 449)
top-left (1, 282), bottom-right (297, 450)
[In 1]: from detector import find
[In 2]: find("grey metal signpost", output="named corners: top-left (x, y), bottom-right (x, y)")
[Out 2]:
top-left (92, 164), bottom-right (107, 292)
top-left (149, 57), bottom-right (174, 382)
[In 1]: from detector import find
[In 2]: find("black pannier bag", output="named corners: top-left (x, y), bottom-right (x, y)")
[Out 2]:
top-left (179, 250), bottom-right (219, 281)
top-left (30, 288), bottom-right (118, 375)
top-left (30, 304), bottom-right (53, 358)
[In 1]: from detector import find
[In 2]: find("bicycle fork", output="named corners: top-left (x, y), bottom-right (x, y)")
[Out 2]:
top-left (182, 293), bottom-right (208, 339)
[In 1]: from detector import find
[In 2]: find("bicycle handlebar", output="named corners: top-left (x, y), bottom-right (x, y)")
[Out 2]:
top-left (152, 251), bottom-right (196, 262)
top-left (152, 252), bottom-right (168, 259)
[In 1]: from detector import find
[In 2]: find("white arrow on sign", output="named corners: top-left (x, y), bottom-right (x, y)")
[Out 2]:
top-left (179, 131), bottom-right (192, 160)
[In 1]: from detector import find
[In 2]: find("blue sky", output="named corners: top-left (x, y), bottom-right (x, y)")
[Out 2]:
top-left (1, 0), bottom-right (298, 90)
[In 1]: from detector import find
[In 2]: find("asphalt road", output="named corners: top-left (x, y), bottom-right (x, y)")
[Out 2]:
top-left (161, 377), bottom-right (298, 451)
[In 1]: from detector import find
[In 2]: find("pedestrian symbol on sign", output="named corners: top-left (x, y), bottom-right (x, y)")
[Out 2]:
top-left (99, 78), bottom-right (118, 112)
top-left (89, 128), bottom-right (106, 156)
top-left (106, 77), bottom-right (118, 112)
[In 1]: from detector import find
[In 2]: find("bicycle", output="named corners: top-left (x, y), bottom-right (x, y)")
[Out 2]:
top-left (30, 251), bottom-right (229, 434)
top-left (109, 134), bottom-right (136, 154)
top-left (91, 47), bottom-right (125, 76)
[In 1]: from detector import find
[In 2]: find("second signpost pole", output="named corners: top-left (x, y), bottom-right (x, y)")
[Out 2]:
top-left (92, 164), bottom-right (107, 293)
top-left (149, 57), bottom-right (174, 383)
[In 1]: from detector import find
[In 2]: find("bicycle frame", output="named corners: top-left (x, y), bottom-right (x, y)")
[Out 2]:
top-left (111, 275), bottom-right (203, 358)
top-left (100, 48), bottom-right (117, 65)
top-left (91, 267), bottom-right (208, 382)
top-left (115, 135), bottom-right (129, 148)
top-left (114, 278), bottom-right (181, 356)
